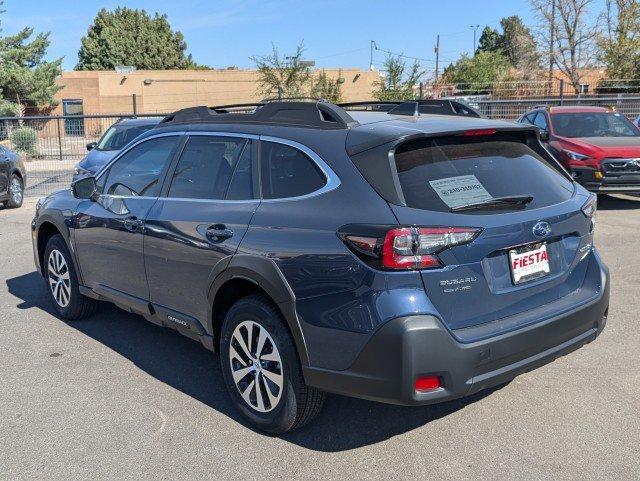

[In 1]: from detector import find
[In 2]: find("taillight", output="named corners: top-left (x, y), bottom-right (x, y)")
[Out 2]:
top-left (340, 225), bottom-right (481, 271)
top-left (581, 194), bottom-right (597, 232)
top-left (581, 194), bottom-right (597, 218)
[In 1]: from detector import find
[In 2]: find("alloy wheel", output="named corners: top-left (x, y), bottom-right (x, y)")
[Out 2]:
top-left (10, 177), bottom-right (22, 205)
top-left (48, 249), bottom-right (71, 308)
top-left (229, 320), bottom-right (283, 413)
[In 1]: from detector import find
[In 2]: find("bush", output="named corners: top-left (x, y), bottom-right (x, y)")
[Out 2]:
top-left (10, 127), bottom-right (37, 155)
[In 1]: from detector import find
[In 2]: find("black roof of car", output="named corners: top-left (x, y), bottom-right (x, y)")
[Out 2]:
top-left (138, 100), bottom-right (536, 155)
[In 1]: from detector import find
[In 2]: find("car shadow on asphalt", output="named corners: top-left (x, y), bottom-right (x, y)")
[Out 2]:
top-left (597, 194), bottom-right (640, 210)
top-left (6, 271), bottom-right (502, 452)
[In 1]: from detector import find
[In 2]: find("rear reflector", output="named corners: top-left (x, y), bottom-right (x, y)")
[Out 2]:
top-left (414, 375), bottom-right (441, 392)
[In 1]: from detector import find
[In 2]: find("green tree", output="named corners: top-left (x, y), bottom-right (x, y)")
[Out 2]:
top-left (0, 99), bottom-right (20, 116)
top-left (476, 27), bottom-right (503, 54)
top-left (476, 17), bottom-right (540, 78)
top-left (500, 16), bottom-right (541, 76)
top-left (309, 69), bottom-right (343, 103)
top-left (0, 5), bottom-right (62, 113)
top-left (598, 0), bottom-right (640, 80)
top-left (373, 55), bottom-right (423, 101)
top-left (76, 7), bottom-right (198, 70)
top-left (442, 51), bottom-right (512, 93)
top-left (251, 43), bottom-right (311, 99)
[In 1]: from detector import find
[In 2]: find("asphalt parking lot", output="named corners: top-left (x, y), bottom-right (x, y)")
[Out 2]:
top-left (1, 196), bottom-right (639, 480)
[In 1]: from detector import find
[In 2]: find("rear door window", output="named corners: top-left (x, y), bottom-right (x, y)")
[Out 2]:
top-left (393, 135), bottom-right (574, 213)
top-left (260, 141), bottom-right (326, 199)
top-left (168, 136), bottom-right (248, 200)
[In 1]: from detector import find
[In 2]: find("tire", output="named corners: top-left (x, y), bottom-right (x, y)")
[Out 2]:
top-left (43, 234), bottom-right (98, 320)
top-left (6, 174), bottom-right (23, 208)
top-left (220, 294), bottom-right (324, 434)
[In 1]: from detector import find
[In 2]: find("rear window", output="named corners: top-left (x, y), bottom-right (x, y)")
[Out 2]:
top-left (393, 136), bottom-right (574, 213)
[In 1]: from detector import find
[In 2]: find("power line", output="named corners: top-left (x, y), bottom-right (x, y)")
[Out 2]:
top-left (373, 44), bottom-right (437, 63)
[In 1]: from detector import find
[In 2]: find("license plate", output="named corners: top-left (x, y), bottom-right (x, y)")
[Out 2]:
top-left (509, 243), bottom-right (550, 285)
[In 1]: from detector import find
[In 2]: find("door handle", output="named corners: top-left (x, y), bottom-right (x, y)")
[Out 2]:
top-left (123, 216), bottom-right (143, 231)
top-left (205, 224), bottom-right (233, 242)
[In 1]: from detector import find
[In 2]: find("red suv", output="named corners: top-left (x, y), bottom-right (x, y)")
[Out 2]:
top-left (518, 106), bottom-right (640, 193)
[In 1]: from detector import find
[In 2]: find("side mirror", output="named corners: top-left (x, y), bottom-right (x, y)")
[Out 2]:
top-left (539, 130), bottom-right (550, 141)
top-left (72, 176), bottom-right (98, 200)
top-left (86, 142), bottom-right (97, 151)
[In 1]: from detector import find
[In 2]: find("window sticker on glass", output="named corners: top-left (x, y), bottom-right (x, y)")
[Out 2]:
top-left (429, 175), bottom-right (493, 209)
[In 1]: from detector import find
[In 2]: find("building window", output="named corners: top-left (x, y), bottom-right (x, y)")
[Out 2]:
top-left (62, 99), bottom-right (84, 136)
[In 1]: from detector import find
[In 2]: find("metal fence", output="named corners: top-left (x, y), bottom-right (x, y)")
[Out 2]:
top-left (8, 93), bottom-right (640, 199)
top-left (474, 95), bottom-right (640, 120)
top-left (2, 113), bottom-right (166, 198)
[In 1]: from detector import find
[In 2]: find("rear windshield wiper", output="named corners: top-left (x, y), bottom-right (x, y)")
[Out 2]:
top-left (450, 195), bottom-right (534, 213)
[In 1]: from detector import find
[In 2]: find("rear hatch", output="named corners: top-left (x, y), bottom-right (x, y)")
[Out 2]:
top-left (351, 129), bottom-right (595, 335)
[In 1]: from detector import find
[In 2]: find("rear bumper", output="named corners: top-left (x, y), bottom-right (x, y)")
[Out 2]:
top-left (304, 258), bottom-right (609, 406)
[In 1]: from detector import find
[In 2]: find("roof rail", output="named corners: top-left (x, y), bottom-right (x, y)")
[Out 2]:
top-left (338, 101), bottom-right (403, 112)
top-left (387, 100), bottom-right (482, 118)
top-left (339, 100), bottom-right (482, 118)
top-left (158, 100), bottom-right (357, 129)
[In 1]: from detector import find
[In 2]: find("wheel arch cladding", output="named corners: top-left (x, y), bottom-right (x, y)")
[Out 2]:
top-left (37, 221), bottom-right (63, 275)
top-left (208, 255), bottom-right (309, 366)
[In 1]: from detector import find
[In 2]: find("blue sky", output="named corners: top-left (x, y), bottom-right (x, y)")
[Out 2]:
top-left (2, 0), bottom-right (604, 73)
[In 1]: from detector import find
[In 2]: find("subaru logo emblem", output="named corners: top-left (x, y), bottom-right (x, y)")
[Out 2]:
top-left (532, 221), bottom-right (552, 239)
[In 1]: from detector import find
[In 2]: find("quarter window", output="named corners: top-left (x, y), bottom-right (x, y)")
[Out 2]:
top-left (102, 136), bottom-right (179, 197)
top-left (260, 142), bottom-right (326, 199)
top-left (168, 136), bottom-right (248, 200)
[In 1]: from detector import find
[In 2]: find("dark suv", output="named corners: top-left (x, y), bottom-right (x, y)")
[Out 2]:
top-left (73, 117), bottom-right (161, 181)
top-left (0, 145), bottom-right (26, 209)
top-left (32, 100), bottom-right (609, 433)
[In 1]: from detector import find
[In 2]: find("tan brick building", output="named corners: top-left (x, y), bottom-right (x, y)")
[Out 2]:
top-left (53, 68), bottom-right (379, 116)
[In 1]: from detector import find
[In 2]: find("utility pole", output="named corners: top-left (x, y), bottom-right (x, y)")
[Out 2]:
top-left (548, 0), bottom-right (556, 94)
top-left (434, 34), bottom-right (440, 82)
top-left (471, 25), bottom-right (480, 55)
top-left (370, 40), bottom-right (376, 71)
